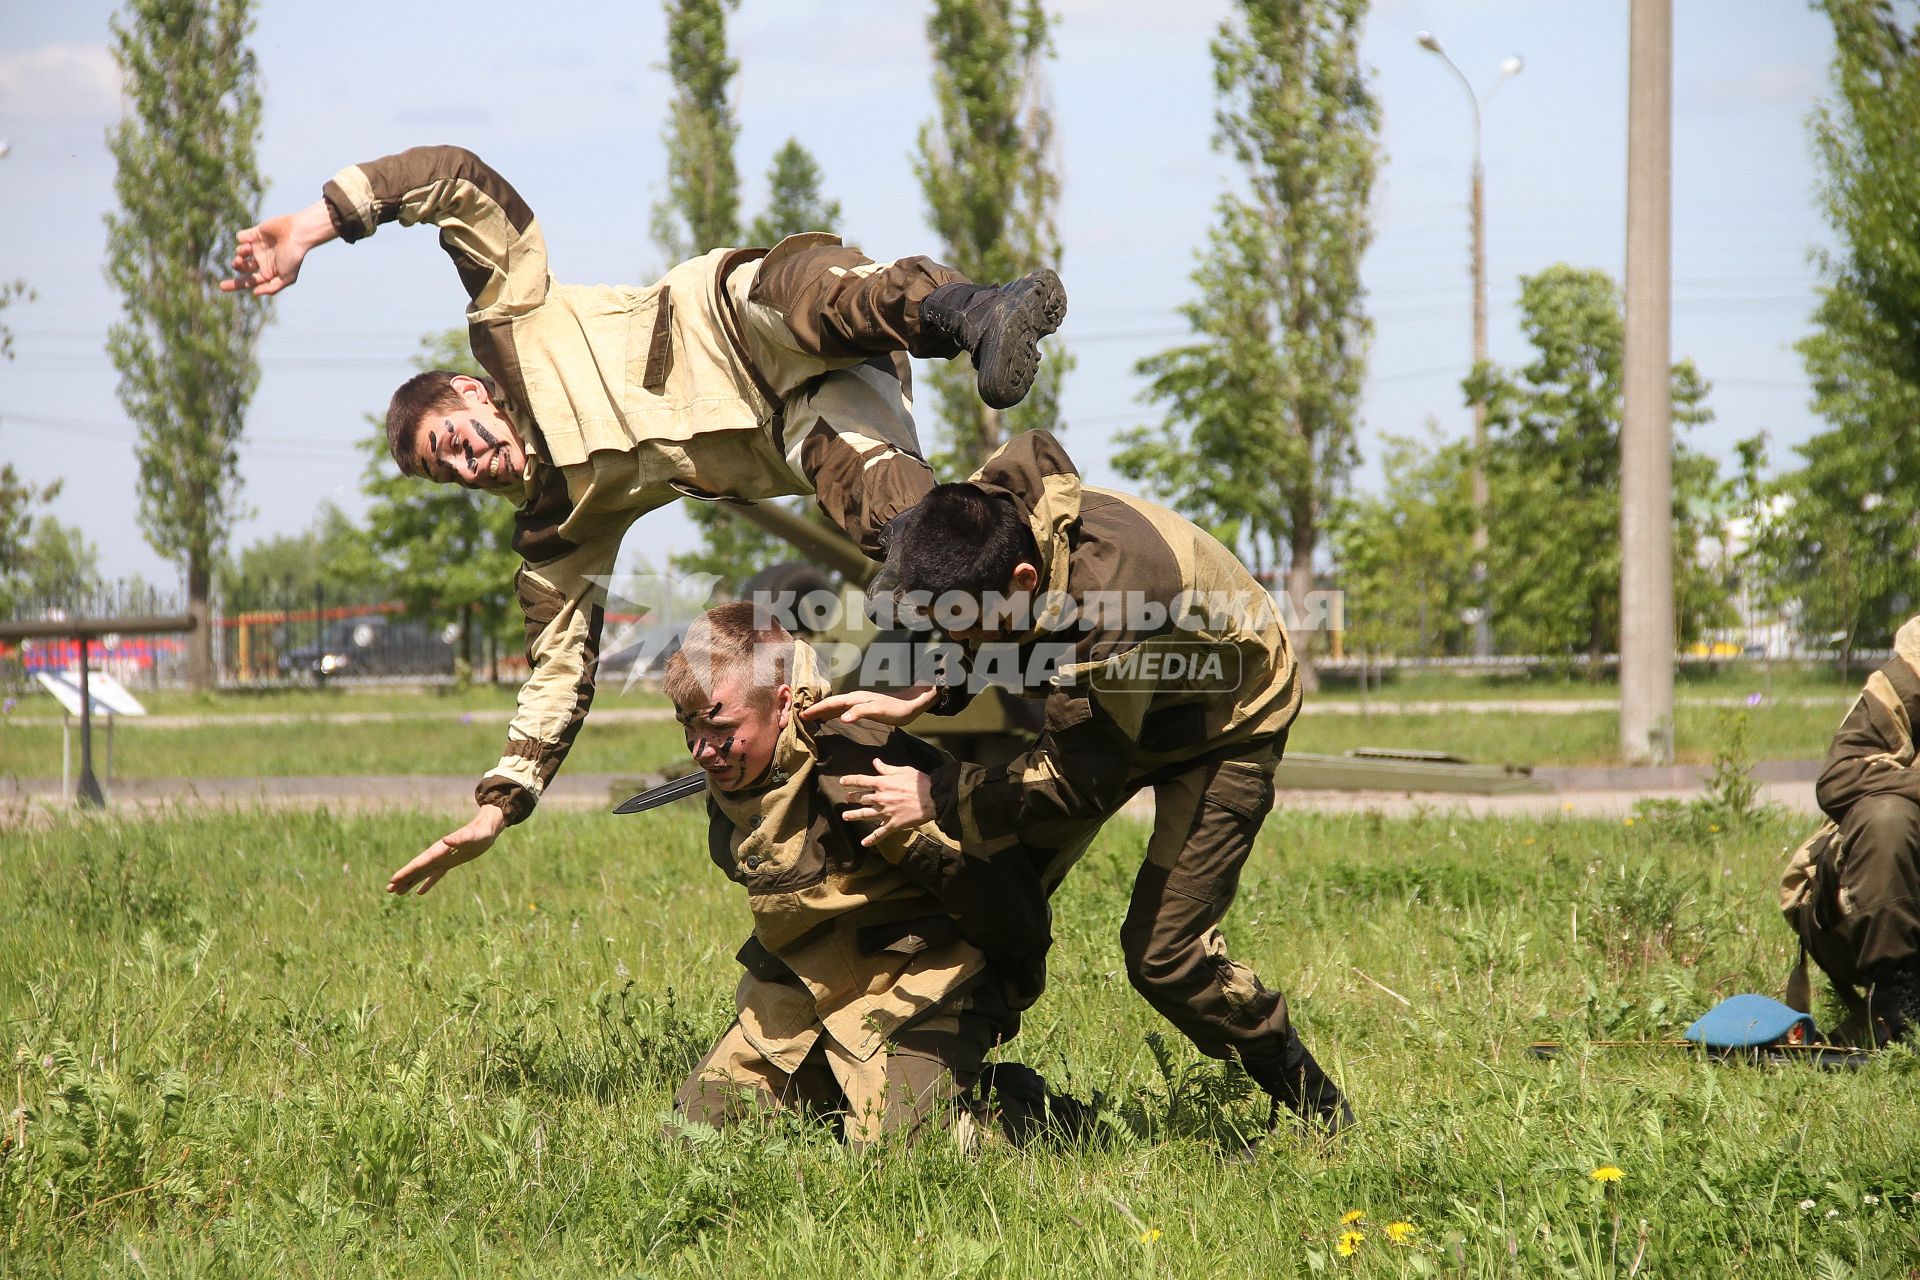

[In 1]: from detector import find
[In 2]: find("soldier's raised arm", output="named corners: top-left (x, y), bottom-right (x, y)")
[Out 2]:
top-left (222, 145), bottom-right (549, 316)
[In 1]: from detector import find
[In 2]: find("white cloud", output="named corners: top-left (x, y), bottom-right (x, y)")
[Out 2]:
top-left (1685, 63), bottom-right (1821, 111)
top-left (0, 44), bottom-right (121, 121)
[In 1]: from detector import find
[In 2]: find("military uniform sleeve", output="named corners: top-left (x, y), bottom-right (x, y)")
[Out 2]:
top-left (925, 683), bottom-right (1149, 846)
top-left (320, 145), bottom-right (548, 317)
top-left (1815, 656), bottom-right (1920, 820)
top-left (473, 484), bottom-right (621, 824)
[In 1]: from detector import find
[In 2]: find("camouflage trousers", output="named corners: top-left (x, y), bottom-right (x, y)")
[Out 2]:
top-left (674, 979), bottom-right (1014, 1150)
top-left (1026, 740), bottom-right (1294, 1067)
top-left (1817, 792), bottom-right (1920, 980)
top-left (692, 239), bottom-right (963, 557)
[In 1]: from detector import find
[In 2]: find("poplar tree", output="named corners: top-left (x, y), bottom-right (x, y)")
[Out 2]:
top-left (1116, 0), bottom-right (1378, 671)
top-left (915, 0), bottom-right (1066, 471)
top-left (652, 0), bottom-right (741, 263)
top-left (1774, 0), bottom-right (1920, 655)
top-left (105, 0), bottom-right (266, 689)
top-left (748, 139), bottom-right (843, 246)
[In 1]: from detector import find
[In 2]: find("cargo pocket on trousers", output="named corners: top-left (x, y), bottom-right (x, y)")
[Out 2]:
top-left (1203, 928), bottom-right (1266, 1014)
top-left (1210, 760), bottom-right (1275, 824)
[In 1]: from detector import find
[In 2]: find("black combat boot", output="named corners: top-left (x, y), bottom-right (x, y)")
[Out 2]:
top-left (1242, 1027), bottom-right (1354, 1138)
top-left (1870, 968), bottom-right (1920, 1045)
top-left (920, 270), bottom-right (1068, 410)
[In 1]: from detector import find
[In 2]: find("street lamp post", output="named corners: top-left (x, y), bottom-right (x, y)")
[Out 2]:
top-left (1417, 32), bottom-right (1522, 662)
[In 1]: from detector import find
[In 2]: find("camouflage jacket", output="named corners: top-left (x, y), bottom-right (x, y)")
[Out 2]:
top-left (703, 646), bottom-right (1025, 1068)
top-left (323, 146), bottom-right (913, 822)
top-left (923, 430), bottom-right (1302, 851)
top-left (1779, 617), bottom-right (1920, 1007)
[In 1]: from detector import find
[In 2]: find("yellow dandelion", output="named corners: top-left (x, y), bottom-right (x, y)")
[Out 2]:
top-left (1522, 837), bottom-right (1536, 846)
top-left (528, 902), bottom-right (538, 912)
top-left (1591, 1165), bottom-right (1624, 1184)
top-left (1385, 1221), bottom-right (1418, 1245)
top-left (1139, 1229), bottom-right (1161, 1244)
top-left (1340, 1209), bottom-right (1366, 1225)
top-left (1623, 817), bottom-right (1635, 827)
top-left (1708, 824), bottom-right (1721, 833)
top-left (1336, 1230), bottom-right (1366, 1257)
top-left (1562, 801), bottom-right (1576, 812)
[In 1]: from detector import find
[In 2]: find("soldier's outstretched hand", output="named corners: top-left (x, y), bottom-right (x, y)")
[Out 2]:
top-left (803, 684), bottom-right (937, 728)
top-left (220, 202), bottom-right (337, 297)
top-left (386, 804), bottom-right (508, 896)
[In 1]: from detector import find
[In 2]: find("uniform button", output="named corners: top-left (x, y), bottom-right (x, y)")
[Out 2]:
top-left (749, 815), bottom-right (763, 830)
top-left (744, 854), bottom-right (763, 869)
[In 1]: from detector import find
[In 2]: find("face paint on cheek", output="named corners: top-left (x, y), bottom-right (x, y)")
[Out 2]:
top-left (470, 418), bottom-right (501, 449)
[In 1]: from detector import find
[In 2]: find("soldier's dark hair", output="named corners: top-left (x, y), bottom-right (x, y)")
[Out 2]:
top-left (894, 484), bottom-right (1040, 599)
top-left (384, 371), bottom-right (499, 476)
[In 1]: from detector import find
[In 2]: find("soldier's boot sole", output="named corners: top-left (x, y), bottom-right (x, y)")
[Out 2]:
top-left (971, 269), bottom-right (1068, 410)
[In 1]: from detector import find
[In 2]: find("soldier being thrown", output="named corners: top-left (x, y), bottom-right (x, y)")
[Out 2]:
top-left (805, 430), bottom-right (1353, 1136)
top-left (659, 602), bottom-right (1063, 1148)
top-left (218, 145), bottom-right (1066, 897)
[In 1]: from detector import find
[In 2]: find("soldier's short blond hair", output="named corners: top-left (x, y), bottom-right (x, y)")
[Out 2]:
top-left (664, 602), bottom-right (794, 711)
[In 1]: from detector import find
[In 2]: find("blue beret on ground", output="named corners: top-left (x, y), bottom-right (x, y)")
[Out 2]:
top-left (1684, 994), bottom-right (1816, 1049)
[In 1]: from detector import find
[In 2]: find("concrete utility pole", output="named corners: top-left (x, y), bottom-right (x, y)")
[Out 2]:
top-left (1620, 0), bottom-right (1675, 764)
top-left (1417, 33), bottom-right (1522, 661)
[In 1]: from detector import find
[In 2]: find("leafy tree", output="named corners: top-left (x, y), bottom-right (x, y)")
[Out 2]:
top-left (651, 0), bottom-right (741, 263)
top-left (1115, 0), bottom-right (1378, 680)
top-left (1774, 0), bottom-right (1920, 660)
top-left (915, 0), bottom-right (1067, 470)
top-left (1330, 428), bottom-right (1475, 659)
top-left (356, 331), bottom-right (520, 679)
top-left (1, 471), bottom-right (102, 616)
top-left (748, 139), bottom-right (843, 246)
top-left (1469, 264), bottom-right (1723, 666)
top-left (217, 503), bottom-right (379, 613)
top-left (653, 12), bottom-right (847, 586)
top-left (105, 0), bottom-right (267, 689)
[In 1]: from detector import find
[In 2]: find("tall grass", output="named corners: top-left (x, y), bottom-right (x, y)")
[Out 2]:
top-left (4, 803), bottom-right (1916, 1276)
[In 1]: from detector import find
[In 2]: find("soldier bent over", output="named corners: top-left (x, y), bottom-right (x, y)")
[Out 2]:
top-left (808, 431), bottom-right (1352, 1135)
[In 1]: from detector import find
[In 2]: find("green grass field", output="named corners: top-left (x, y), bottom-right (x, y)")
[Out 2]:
top-left (0, 692), bottom-right (1847, 782)
top-left (5, 802), bottom-right (1916, 1276)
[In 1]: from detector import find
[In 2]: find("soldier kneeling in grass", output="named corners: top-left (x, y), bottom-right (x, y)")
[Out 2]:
top-left (1782, 615), bottom-right (1920, 1046)
top-left (654, 603), bottom-right (1069, 1148)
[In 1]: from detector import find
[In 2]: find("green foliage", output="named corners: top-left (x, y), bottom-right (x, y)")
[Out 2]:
top-left (1755, 3), bottom-right (1920, 659)
top-left (216, 503), bottom-right (379, 613)
top-left (915, 0), bottom-right (1067, 470)
top-left (747, 139), bottom-right (842, 246)
top-left (1341, 266), bottom-right (1735, 663)
top-left (652, 8), bottom-right (832, 584)
top-left (1331, 427), bottom-right (1476, 657)
top-left (1117, 0), bottom-right (1378, 624)
top-left (651, 0), bottom-right (742, 262)
top-left (0, 470), bottom-right (103, 617)
top-left (672, 501), bottom-right (817, 590)
top-left (104, 0), bottom-right (267, 688)
top-left (8, 803), bottom-right (1920, 1273)
top-left (355, 331), bottom-right (519, 673)
top-left (0, 278), bottom-right (33, 361)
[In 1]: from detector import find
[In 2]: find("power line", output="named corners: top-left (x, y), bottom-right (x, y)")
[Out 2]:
top-left (3, 411), bottom-right (366, 460)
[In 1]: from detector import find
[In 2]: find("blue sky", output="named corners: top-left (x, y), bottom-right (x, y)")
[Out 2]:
top-left (0, 0), bottom-right (1837, 586)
